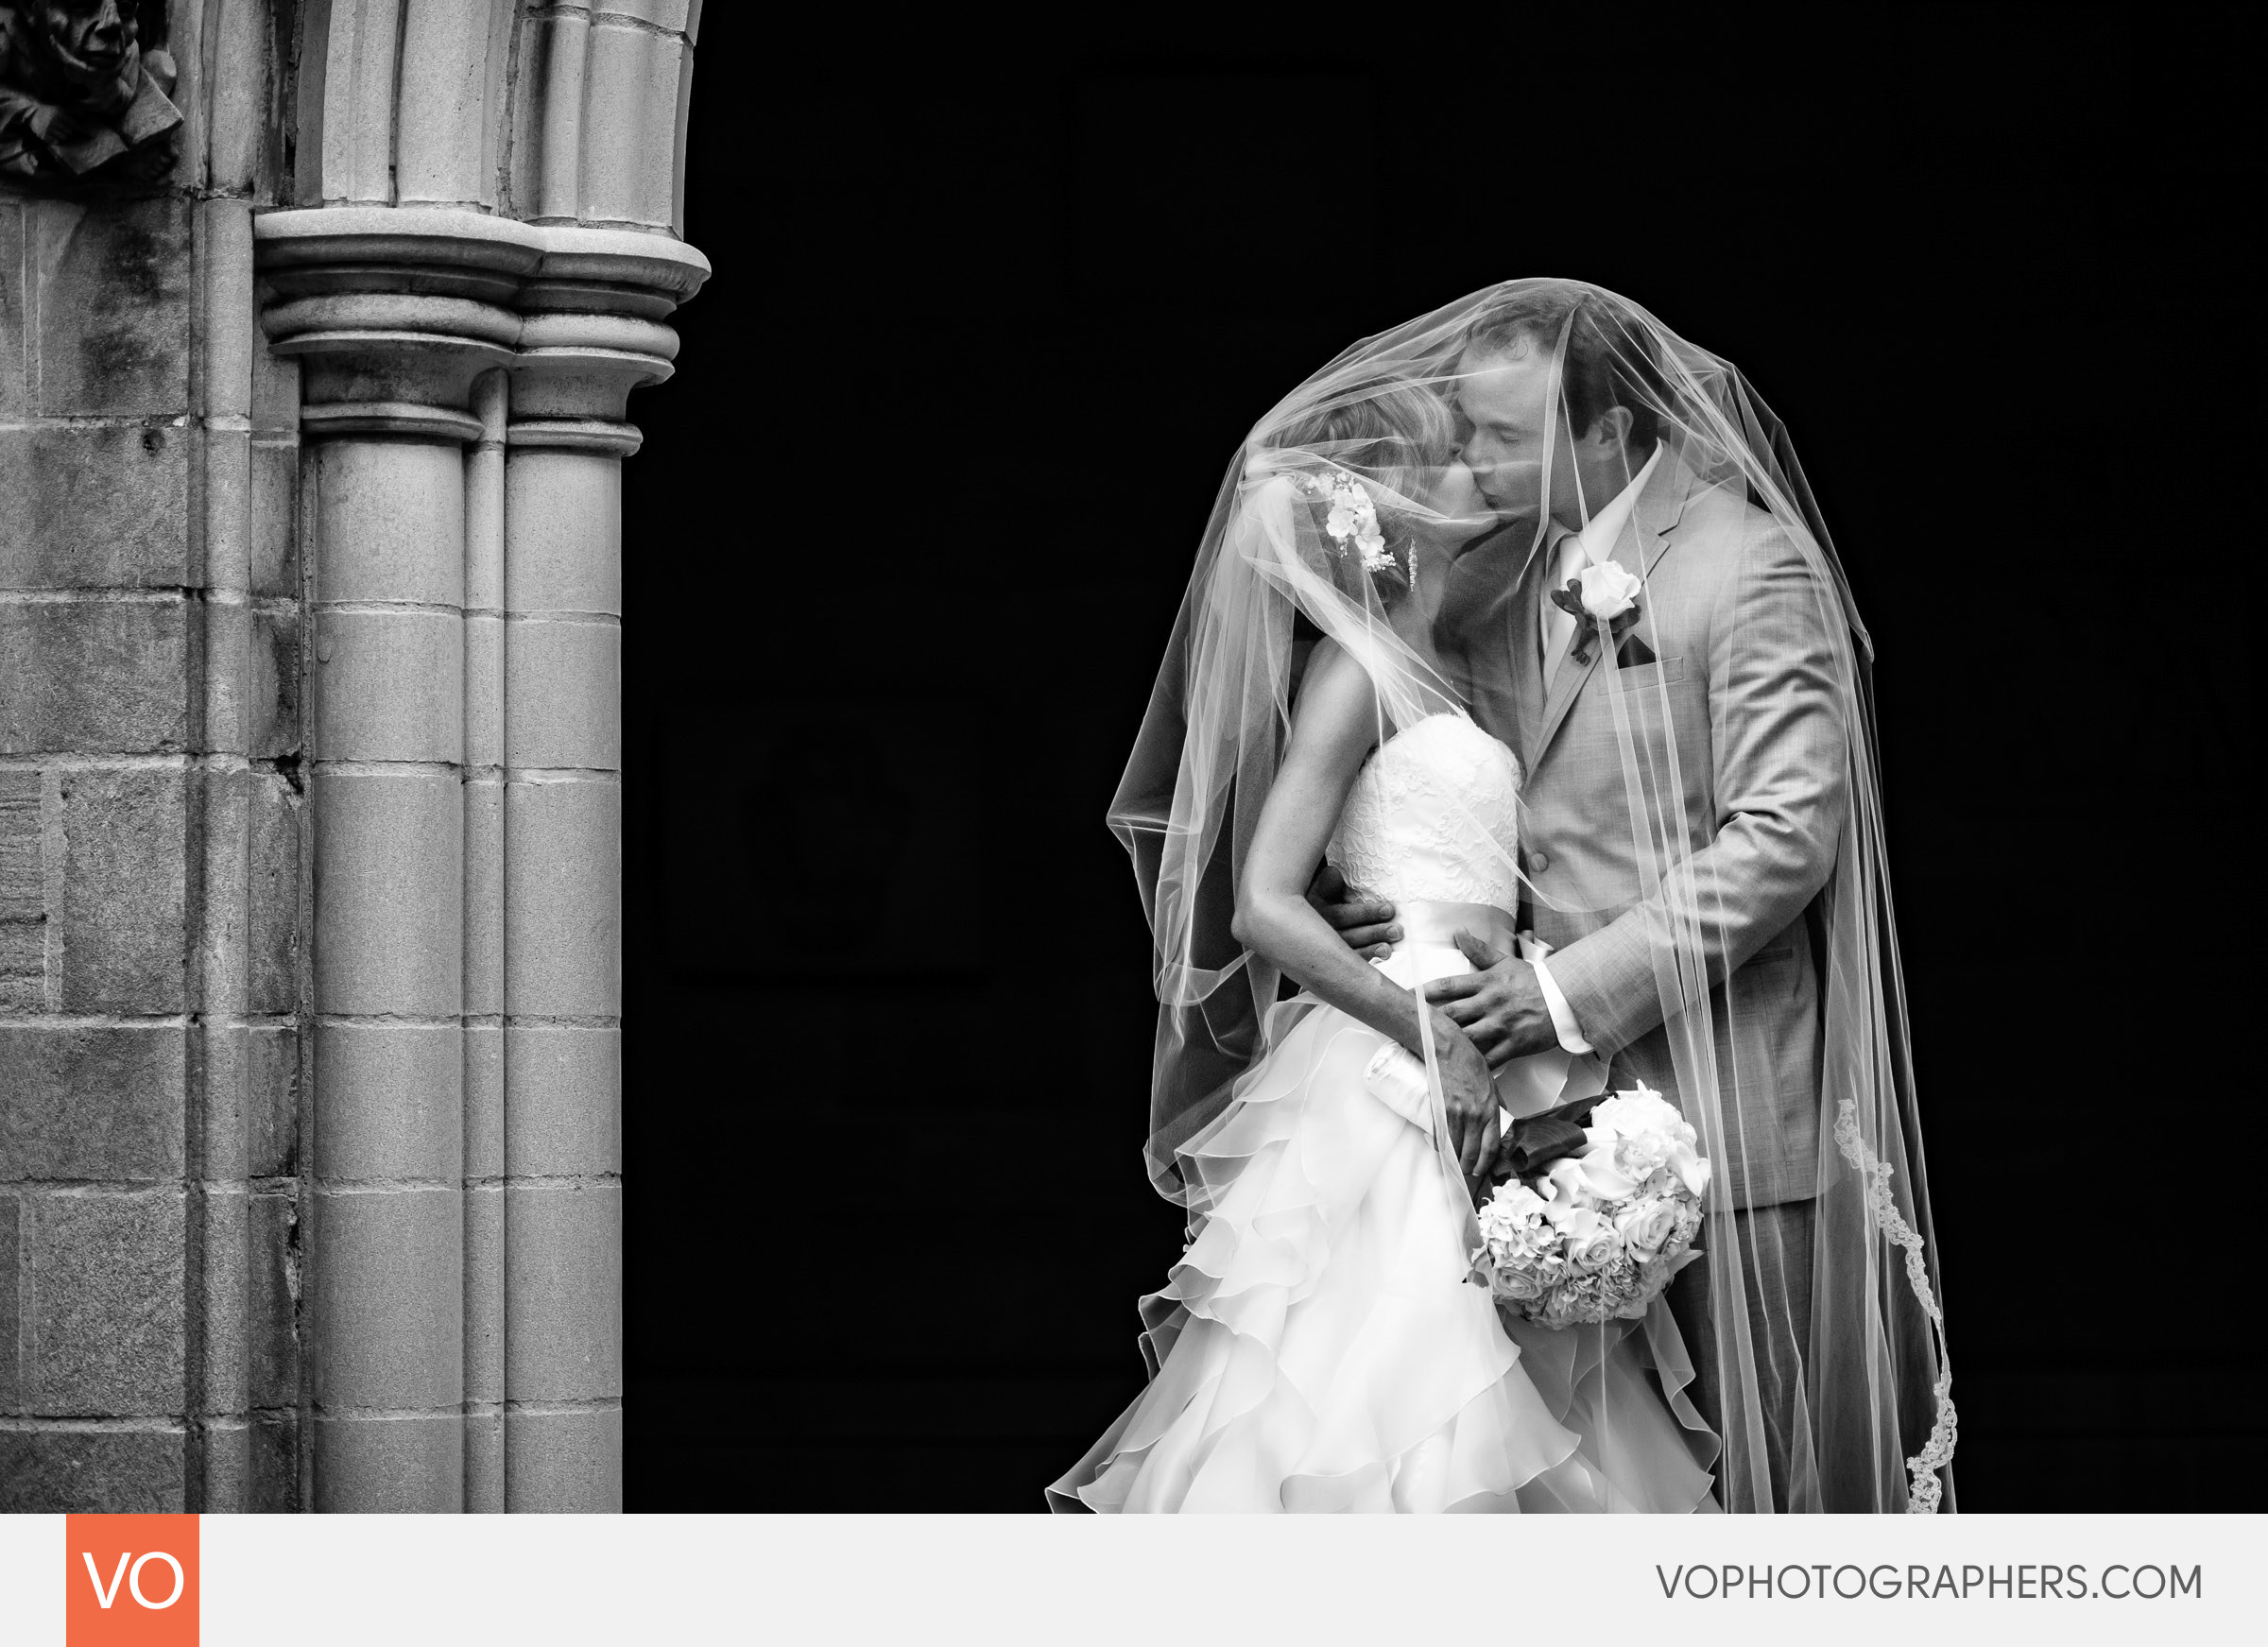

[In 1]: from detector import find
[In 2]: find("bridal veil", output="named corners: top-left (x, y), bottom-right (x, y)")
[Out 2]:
top-left (1109, 278), bottom-right (1954, 1513)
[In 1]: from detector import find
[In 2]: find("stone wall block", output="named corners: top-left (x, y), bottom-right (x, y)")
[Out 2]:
top-left (0, 425), bottom-right (191, 589)
top-left (314, 609), bottom-right (465, 763)
top-left (464, 1022), bottom-right (504, 1177)
top-left (199, 1412), bottom-right (300, 1515)
top-left (249, 1191), bottom-right (301, 1411)
top-left (244, 1412), bottom-right (300, 1513)
top-left (0, 1426), bottom-right (186, 1512)
top-left (396, 0), bottom-right (509, 208)
top-left (0, 1026), bottom-right (186, 1182)
top-left (249, 437), bottom-right (301, 597)
top-left (578, 20), bottom-right (683, 229)
top-left (249, 607), bottom-right (303, 760)
top-left (311, 440), bottom-right (467, 608)
top-left (0, 770), bottom-right (39, 1011)
top-left (504, 1026), bottom-right (620, 1177)
top-left (502, 453), bottom-right (622, 614)
top-left (504, 619), bottom-right (620, 770)
top-left (204, 421), bottom-right (255, 600)
top-left (0, 600), bottom-right (190, 755)
top-left (311, 1413), bottom-right (463, 1513)
top-left (23, 1190), bottom-right (186, 1415)
top-left (1, 1191), bottom-right (17, 1411)
top-left (310, 1187), bottom-right (463, 1410)
top-left (463, 779), bottom-right (505, 1017)
top-left (0, 769), bottom-right (37, 916)
top-left (464, 1181), bottom-right (503, 1400)
top-left (251, 335), bottom-right (300, 437)
top-left (505, 1405), bottom-right (622, 1513)
top-left (201, 598), bottom-right (254, 767)
top-left (517, 6), bottom-right (591, 222)
top-left (201, 1021), bottom-right (250, 1181)
top-left (247, 1025), bottom-right (300, 1179)
top-left (0, 923), bottom-right (40, 1011)
top-left (311, 772), bottom-right (463, 1018)
top-left (598, 0), bottom-right (692, 29)
top-left (247, 772), bottom-right (302, 1016)
top-left (201, 0), bottom-right (275, 196)
top-left (29, 197), bottom-right (193, 415)
top-left (57, 769), bottom-right (189, 1014)
top-left (465, 1406), bottom-right (504, 1513)
top-left (313, 1021), bottom-right (464, 1182)
top-left (200, 1188), bottom-right (250, 1415)
top-left (503, 781), bottom-right (620, 1018)
top-left (464, 614), bottom-right (505, 766)
top-left (0, 200), bottom-right (22, 416)
top-left (197, 200), bottom-right (257, 419)
top-left (504, 1181), bottom-right (621, 1402)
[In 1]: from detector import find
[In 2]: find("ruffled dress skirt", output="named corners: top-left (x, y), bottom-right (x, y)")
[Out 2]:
top-left (1049, 939), bottom-right (1720, 1514)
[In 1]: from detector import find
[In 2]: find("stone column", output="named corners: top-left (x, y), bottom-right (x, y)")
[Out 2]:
top-left (258, 214), bottom-right (700, 1511)
top-left (464, 369), bottom-right (510, 1514)
top-left (297, 359), bottom-right (499, 1513)
top-left (498, 309), bottom-right (672, 1512)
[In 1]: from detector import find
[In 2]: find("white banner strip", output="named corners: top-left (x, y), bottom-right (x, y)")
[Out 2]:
top-left (1, 1512), bottom-right (2262, 1645)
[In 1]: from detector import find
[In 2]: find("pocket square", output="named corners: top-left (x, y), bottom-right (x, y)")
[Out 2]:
top-left (1615, 633), bottom-right (1658, 668)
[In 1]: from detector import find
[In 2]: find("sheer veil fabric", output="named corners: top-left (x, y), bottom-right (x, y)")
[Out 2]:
top-left (1110, 278), bottom-right (1953, 1512)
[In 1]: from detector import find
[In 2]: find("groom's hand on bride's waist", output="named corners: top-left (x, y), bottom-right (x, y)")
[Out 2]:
top-left (1423, 932), bottom-right (1560, 1067)
top-left (1307, 863), bottom-right (1401, 960)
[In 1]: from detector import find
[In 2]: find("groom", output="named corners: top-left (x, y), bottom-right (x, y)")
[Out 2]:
top-left (1317, 285), bottom-right (1848, 1510)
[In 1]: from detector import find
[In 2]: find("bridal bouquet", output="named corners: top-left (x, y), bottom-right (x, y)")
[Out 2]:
top-left (1472, 1087), bottom-right (1710, 1329)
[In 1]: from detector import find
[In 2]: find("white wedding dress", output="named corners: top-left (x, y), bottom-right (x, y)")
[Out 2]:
top-left (1051, 711), bottom-right (1720, 1513)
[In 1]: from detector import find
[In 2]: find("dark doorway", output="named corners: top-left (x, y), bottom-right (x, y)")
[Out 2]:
top-left (624, 10), bottom-right (2259, 1510)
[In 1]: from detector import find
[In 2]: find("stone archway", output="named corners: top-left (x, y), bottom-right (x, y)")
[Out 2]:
top-left (0, 0), bottom-right (705, 1513)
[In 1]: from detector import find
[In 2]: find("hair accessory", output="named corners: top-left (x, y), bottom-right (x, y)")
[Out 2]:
top-left (1301, 470), bottom-right (1397, 575)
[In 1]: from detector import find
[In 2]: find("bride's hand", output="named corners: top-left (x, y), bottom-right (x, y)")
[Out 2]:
top-left (1435, 1020), bottom-right (1501, 1182)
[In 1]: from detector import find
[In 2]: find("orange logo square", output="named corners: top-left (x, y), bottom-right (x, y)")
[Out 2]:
top-left (65, 1515), bottom-right (198, 1647)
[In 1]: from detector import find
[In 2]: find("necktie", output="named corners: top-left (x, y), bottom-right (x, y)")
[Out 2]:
top-left (1539, 527), bottom-right (1585, 690)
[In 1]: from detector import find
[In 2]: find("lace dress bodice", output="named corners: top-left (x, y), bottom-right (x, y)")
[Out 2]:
top-left (1326, 711), bottom-right (1523, 912)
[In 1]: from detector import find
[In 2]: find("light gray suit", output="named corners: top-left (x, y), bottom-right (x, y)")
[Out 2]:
top-left (1437, 449), bottom-right (1849, 1503)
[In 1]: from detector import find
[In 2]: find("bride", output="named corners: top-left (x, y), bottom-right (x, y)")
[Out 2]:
top-left (1048, 376), bottom-right (1718, 1513)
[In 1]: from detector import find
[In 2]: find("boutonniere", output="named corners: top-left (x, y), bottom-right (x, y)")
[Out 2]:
top-left (1549, 558), bottom-right (1645, 665)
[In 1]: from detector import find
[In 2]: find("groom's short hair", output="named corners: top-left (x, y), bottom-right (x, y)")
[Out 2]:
top-left (1463, 285), bottom-right (1667, 455)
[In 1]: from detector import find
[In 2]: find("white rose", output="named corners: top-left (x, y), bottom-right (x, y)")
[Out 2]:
top-left (1573, 558), bottom-right (1642, 620)
top-left (1558, 1208), bottom-right (1621, 1274)
top-left (1493, 1265), bottom-right (1545, 1301)
top-left (1613, 1197), bottom-right (1680, 1261)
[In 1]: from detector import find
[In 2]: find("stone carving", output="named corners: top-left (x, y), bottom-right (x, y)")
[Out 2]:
top-left (0, 0), bottom-right (179, 186)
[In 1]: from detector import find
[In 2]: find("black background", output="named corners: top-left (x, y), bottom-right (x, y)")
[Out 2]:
top-left (621, 9), bottom-right (2259, 1510)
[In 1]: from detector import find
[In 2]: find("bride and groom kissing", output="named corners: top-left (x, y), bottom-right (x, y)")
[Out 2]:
top-left (1052, 280), bottom-right (1953, 1514)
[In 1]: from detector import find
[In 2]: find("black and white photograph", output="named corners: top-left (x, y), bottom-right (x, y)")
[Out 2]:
top-left (0, 1), bottom-right (2259, 1640)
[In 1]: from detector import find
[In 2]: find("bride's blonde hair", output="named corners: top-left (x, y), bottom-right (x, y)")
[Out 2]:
top-left (1268, 376), bottom-right (1455, 603)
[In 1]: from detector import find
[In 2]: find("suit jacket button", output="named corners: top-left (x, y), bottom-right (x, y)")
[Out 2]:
top-left (1526, 849), bottom-right (1550, 874)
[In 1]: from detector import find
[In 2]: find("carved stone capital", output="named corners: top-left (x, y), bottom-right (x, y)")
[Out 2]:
top-left (254, 207), bottom-right (709, 440)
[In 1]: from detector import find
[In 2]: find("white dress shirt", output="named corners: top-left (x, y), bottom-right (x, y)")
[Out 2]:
top-left (1530, 445), bottom-right (1662, 1055)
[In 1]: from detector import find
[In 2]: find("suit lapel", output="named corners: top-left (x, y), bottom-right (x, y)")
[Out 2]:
top-left (1531, 450), bottom-right (1695, 764)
